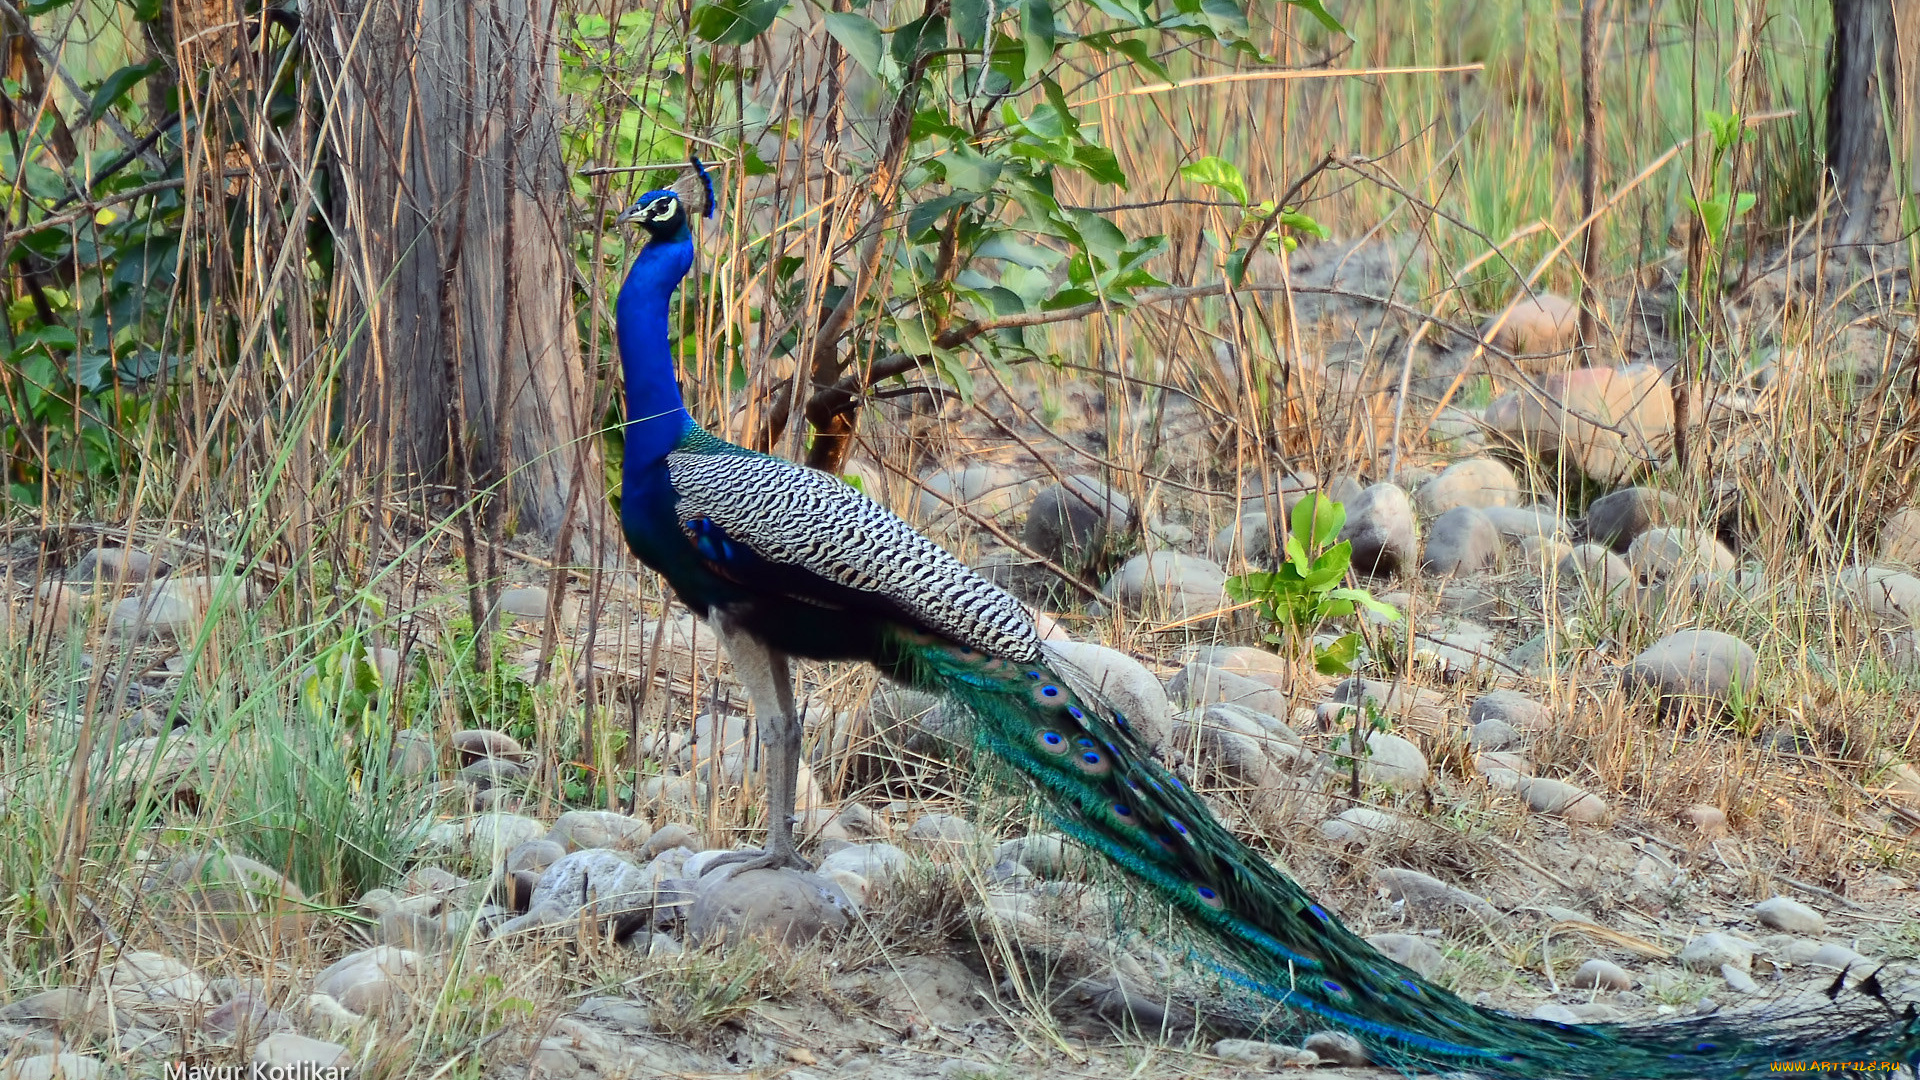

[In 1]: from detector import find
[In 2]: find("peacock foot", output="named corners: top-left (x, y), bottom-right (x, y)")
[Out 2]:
top-left (697, 845), bottom-right (814, 877)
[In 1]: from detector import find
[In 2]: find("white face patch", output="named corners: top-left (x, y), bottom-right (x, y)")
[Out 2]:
top-left (641, 196), bottom-right (678, 222)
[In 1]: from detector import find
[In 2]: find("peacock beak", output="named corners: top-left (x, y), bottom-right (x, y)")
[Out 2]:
top-left (614, 202), bottom-right (645, 226)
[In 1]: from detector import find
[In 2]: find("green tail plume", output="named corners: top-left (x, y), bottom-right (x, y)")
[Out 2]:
top-left (883, 630), bottom-right (1920, 1078)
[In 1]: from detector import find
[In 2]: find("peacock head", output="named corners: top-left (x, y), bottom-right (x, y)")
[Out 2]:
top-left (616, 156), bottom-right (716, 244)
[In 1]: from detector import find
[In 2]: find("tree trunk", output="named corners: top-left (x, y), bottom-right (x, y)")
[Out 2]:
top-left (1828, 0), bottom-right (1919, 243)
top-left (313, 0), bottom-right (602, 557)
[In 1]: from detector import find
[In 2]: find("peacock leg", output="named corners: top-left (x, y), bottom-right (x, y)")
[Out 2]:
top-left (701, 617), bottom-right (812, 875)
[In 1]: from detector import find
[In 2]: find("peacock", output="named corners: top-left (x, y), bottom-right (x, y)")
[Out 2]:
top-left (609, 159), bottom-right (1920, 1078)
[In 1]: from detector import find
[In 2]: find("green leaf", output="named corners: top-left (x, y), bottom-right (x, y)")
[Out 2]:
top-left (824, 13), bottom-right (885, 77)
top-left (16, 324), bottom-right (79, 353)
top-left (893, 315), bottom-right (935, 355)
top-left (1022, 0), bottom-right (1056, 81)
top-left (1285, 0), bottom-right (1346, 35)
top-left (691, 0), bottom-right (783, 45)
top-left (1071, 143), bottom-right (1127, 187)
top-left (953, 0), bottom-right (990, 48)
top-left (82, 59), bottom-right (167, 125)
top-left (1104, 35), bottom-right (1170, 81)
top-left (28, 0), bottom-right (78, 13)
top-left (1179, 155), bottom-right (1249, 205)
top-left (975, 231), bottom-right (1063, 269)
top-left (932, 349), bottom-right (975, 403)
top-left (944, 144), bottom-right (1003, 193)
top-left (891, 13), bottom-right (947, 67)
top-left (1328, 588), bottom-right (1400, 621)
top-left (1731, 191), bottom-right (1756, 219)
top-left (1289, 493), bottom-right (1344, 548)
top-left (1277, 208), bottom-right (1330, 239)
top-left (1314, 632), bottom-right (1361, 676)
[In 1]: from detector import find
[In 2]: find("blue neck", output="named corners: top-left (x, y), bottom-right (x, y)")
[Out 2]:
top-left (616, 231), bottom-right (697, 471)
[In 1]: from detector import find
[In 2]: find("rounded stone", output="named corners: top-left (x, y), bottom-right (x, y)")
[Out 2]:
top-left (1557, 543), bottom-right (1633, 596)
top-left (904, 813), bottom-right (977, 851)
top-left (499, 586), bottom-right (551, 619)
top-left (1878, 507), bottom-right (1920, 567)
top-left (1622, 630), bottom-right (1759, 711)
top-left (686, 868), bottom-right (850, 946)
top-left (1041, 639), bottom-right (1173, 750)
top-left (1420, 506), bottom-right (1501, 576)
top-left (1469, 690), bottom-right (1548, 733)
top-left (1481, 292), bottom-right (1579, 355)
top-left (1466, 718), bottom-right (1522, 751)
top-left (993, 833), bottom-right (1069, 878)
top-left (1753, 896), bottom-right (1827, 935)
top-left (72, 546), bottom-right (167, 583)
top-left (1416, 459), bottom-right (1520, 515)
top-left (1680, 805), bottom-right (1728, 836)
top-left (1491, 365), bottom-right (1674, 484)
top-left (1514, 777), bottom-right (1606, 822)
top-left (1627, 527), bottom-right (1736, 582)
top-left (314, 946), bottom-right (424, 1014)
top-left (1678, 933), bottom-right (1756, 973)
top-left (451, 729), bottom-right (526, 764)
top-left (548, 810), bottom-right (652, 853)
top-left (1024, 476), bottom-right (1130, 566)
top-left (1834, 565), bottom-right (1920, 628)
top-left (507, 840), bottom-right (567, 874)
top-left (1103, 552), bottom-right (1228, 620)
top-left (1569, 958), bottom-right (1631, 991)
top-left (252, 1033), bottom-right (351, 1069)
top-left (818, 843), bottom-right (910, 887)
top-left (1585, 487), bottom-right (1684, 551)
top-left (2, 1055), bottom-right (108, 1080)
top-left (1338, 482), bottom-right (1417, 577)
top-left (1320, 807), bottom-right (1399, 848)
top-left (1364, 933), bottom-right (1444, 979)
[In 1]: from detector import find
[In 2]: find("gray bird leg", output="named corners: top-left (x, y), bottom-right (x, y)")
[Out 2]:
top-left (701, 615), bottom-right (811, 875)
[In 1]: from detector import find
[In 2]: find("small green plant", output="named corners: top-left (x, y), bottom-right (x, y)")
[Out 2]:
top-left (1225, 495), bottom-right (1400, 676)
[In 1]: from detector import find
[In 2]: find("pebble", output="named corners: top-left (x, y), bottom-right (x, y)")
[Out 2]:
top-left (451, 729), bottom-right (527, 764)
top-left (904, 813), bottom-right (977, 851)
top-left (1103, 552), bottom-right (1227, 620)
top-left (1469, 690), bottom-right (1548, 733)
top-left (1303, 1030), bottom-right (1370, 1066)
top-left (2, 1055), bottom-right (107, 1080)
top-left (1365, 933), bottom-right (1444, 978)
top-left (1480, 292), bottom-right (1578, 355)
top-left (1339, 483), bottom-right (1417, 577)
top-left (499, 586), bottom-right (551, 619)
top-left (919, 464), bottom-right (1028, 520)
top-left (818, 843), bottom-right (910, 887)
top-left (1628, 527), bottom-right (1737, 581)
top-left (1557, 543), bottom-right (1634, 597)
top-left (1879, 507), bottom-right (1920, 566)
top-left (640, 822), bottom-right (703, 858)
top-left (1488, 365), bottom-right (1673, 484)
top-left (1482, 505), bottom-right (1568, 545)
top-left (1416, 458), bottom-right (1520, 515)
top-left (1167, 663), bottom-right (1288, 718)
top-left (686, 868), bottom-right (850, 945)
top-left (72, 546), bottom-right (166, 583)
top-left (1622, 630), bottom-right (1759, 711)
top-left (252, 1033), bottom-right (352, 1068)
top-left (1807, 943), bottom-right (1869, 971)
top-left (1212, 1039), bottom-right (1317, 1068)
top-left (389, 728), bottom-right (436, 778)
top-left (1585, 487), bottom-right (1684, 551)
top-left (1513, 777), bottom-right (1607, 823)
top-left (107, 589), bottom-right (198, 640)
top-left (1678, 933), bottom-right (1756, 973)
top-left (1039, 640), bottom-right (1172, 750)
top-left (1466, 717), bottom-right (1522, 750)
top-left (144, 849), bottom-right (310, 945)
top-left (507, 839), bottom-right (567, 874)
top-left (1024, 476), bottom-right (1130, 567)
top-left (1569, 959), bottom-right (1632, 991)
top-left (1680, 805), bottom-right (1728, 836)
top-left (314, 946), bottom-right (423, 1014)
top-left (1420, 506), bottom-right (1500, 576)
top-left (1325, 730), bottom-right (1428, 790)
top-left (1835, 565), bottom-right (1920, 628)
top-left (548, 810), bottom-right (652, 853)
top-left (1720, 963), bottom-right (1759, 994)
top-left (1320, 807), bottom-right (1399, 848)
top-left (1371, 868), bottom-right (1501, 922)
top-left (1752, 896), bottom-right (1827, 935)
top-left (994, 834), bottom-right (1070, 878)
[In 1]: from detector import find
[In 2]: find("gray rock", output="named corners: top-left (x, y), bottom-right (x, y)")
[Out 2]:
top-left (314, 946), bottom-right (424, 1014)
top-left (1835, 565), bottom-right (1920, 628)
top-left (1807, 943), bottom-right (1869, 971)
top-left (1303, 1030), bottom-right (1369, 1066)
top-left (1365, 933), bottom-right (1445, 978)
top-left (499, 586), bottom-right (550, 619)
top-left (107, 590), bottom-right (198, 640)
top-left (1627, 527), bottom-right (1736, 582)
top-left (1326, 730), bottom-right (1428, 790)
top-left (1470, 689), bottom-right (1548, 732)
top-left (1482, 505), bottom-right (1568, 545)
top-left (73, 547), bottom-right (167, 583)
top-left (641, 823), bottom-right (703, 858)
top-left (1681, 805), bottom-right (1728, 835)
top-left (817, 843), bottom-right (910, 887)
top-left (904, 813), bottom-right (977, 851)
top-left (1569, 958), bottom-right (1632, 991)
top-left (1678, 933), bottom-right (1756, 973)
top-left (1211, 1039), bottom-right (1316, 1069)
top-left (1166, 663), bottom-right (1288, 718)
top-left (919, 464), bottom-right (1028, 521)
top-left (549, 810), bottom-right (652, 853)
top-left (388, 728), bottom-right (436, 779)
top-left (1586, 487), bottom-right (1684, 551)
top-left (686, 868), bottom-right (850, 945)
top-left (1104, 551), bottom-right (1227, 620)
top-left (1024, 476), bottom-right (1130, 567)
top-left (1557, 543), bottom-right (1634, 597)
top-left (1622, 630), bottom-right (1759, 711)
top-left (1416, 459), bottom-right (1521, 515)
top-left (993, 834), bottom-right (1070, 878)
top-left (1467, 717), bottom-right (1522, 750)
top-left (459, 757), bottom-right (532, 790)
top-left (1513, 777), bottom-right (1606, 822)
top-left (1752, 896), bottom-right (1827, 935)
top-left (1320, 807), bottom-right (1399, 848)
top-left (252, 1033), bottom-right (351, 1069)
top-left (1339, 483), bottom-right (1416, 576)
top-left (1420, 506), bottom-right (1501, 576)
top-left (1721, 963), bottom-right (1759, 994)
top-left (1878, 507), bottom-right (1920, 567)
top-left (2, 1055), bottom-right (107, 1080)
top-left (507, 839), bottom-right (567, 875)
top-left (1371, 868), bottom-right (1500, 921)
top-left (451, 729), bottom-right (526, 764)
top-left (1042, 640), bottom-right (1172, 750)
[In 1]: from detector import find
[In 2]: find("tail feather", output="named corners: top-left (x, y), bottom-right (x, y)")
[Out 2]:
top-left (885, 632), bottom-right (1920, 1078)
